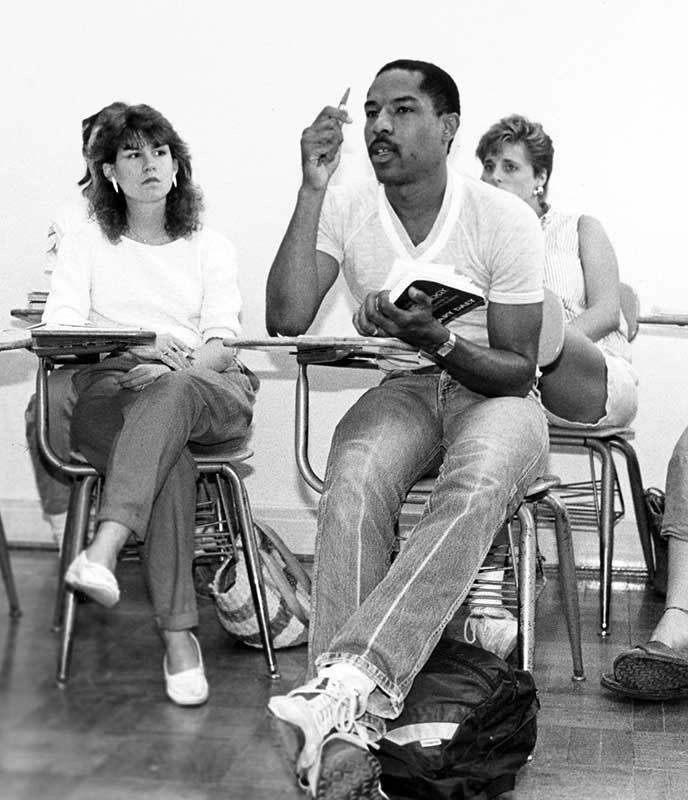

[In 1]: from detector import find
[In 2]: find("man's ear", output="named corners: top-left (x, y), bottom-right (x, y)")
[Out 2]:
top-left (441, 112), bottom-right (460, 144)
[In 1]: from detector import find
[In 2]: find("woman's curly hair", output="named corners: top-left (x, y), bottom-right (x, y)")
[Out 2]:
top-left (77, 101), bottom-right (128, 191)
top-left (88, 103), bottom-right (203, 243)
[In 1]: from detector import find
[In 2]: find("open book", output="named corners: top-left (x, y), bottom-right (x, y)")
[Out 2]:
top-left (388, 269), bottom-right (485, 324)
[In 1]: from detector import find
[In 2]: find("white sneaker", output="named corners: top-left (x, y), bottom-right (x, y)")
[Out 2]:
top-left (314, 730), bottom-right (388, 800)
top-left (464, 606), bottom-right (518, 660)
top-left (268, 676), bottom-right (381, 797)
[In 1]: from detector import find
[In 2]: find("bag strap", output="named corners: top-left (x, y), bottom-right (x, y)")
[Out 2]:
top-left (254, 521), bottom-right (311, 625)
top-left (259, 546), bottom-right (310, 626)
top-left (256, 521), bottom-right (312, 594)
top-left (212, 518), bottom-right (311, 626)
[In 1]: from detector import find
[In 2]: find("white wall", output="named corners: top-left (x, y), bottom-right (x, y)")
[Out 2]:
top-left (2, 0), bottom-right (687, 560)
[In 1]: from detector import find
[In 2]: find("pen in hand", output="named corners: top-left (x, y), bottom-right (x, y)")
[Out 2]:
top-left (311, 88), bottom-right (351, 168)
top-left (337, 87), bottom-right (351, 110)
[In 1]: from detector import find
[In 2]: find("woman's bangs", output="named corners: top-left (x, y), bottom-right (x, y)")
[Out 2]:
top-left (118, 123), bottom-right (170, 152)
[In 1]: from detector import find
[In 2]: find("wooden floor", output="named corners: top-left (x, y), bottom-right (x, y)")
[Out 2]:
top-left (1, 551), bottom-right (688, 800)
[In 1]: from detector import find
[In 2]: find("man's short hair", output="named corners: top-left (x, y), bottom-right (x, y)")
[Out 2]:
top-left (375, 59), bottom-right (461, 118)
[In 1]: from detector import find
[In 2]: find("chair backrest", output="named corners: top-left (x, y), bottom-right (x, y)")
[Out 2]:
top-left (539, 288), bottom-right (565, 367)
top-left (619, 282), bottom-right (640, 342)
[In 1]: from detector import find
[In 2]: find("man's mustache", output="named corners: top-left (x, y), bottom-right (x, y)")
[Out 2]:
top-left (368, 136), bottom-right (398, 155)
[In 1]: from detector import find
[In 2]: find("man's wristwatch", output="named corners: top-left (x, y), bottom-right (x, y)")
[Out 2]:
top-left (433, 331), bottom-right (456, 358)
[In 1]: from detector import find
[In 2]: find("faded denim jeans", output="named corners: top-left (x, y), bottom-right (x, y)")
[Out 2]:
top-left (662, 424), bottom-right (688, 542)
top-left (309, 370), bottom-right (548, 720)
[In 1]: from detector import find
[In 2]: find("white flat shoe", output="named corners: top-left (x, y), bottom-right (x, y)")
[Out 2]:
top-left (64, 551), bottom-right (120, 608)
top-left (164, 632), bottom-right (209, 706)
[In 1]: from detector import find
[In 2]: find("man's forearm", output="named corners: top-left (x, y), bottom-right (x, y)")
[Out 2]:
top-left (266, 186), bottom-right (328, 336)
top-left (433, 334), bottom-right (537, 397)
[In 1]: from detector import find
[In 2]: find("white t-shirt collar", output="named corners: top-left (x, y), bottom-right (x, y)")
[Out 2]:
top-left (377, 169), bottom-right (464, 264)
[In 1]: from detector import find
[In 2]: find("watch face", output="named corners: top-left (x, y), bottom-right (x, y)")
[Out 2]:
top-left (435, 336), bottom-right (454, 357)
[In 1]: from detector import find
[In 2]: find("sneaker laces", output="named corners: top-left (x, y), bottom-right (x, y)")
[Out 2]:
top-left (289, 677), bottom-right (361, 738)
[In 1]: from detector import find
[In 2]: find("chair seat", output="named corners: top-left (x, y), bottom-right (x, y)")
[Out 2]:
top-left (69, 446), bottom-right (254, 468)
top-left (549, 425), bottom-right (635, 440)
top-left (192, 445), bottom-right (253, 464)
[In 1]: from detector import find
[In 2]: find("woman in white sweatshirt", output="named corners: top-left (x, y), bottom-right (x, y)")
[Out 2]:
top-left (43, 103), bottom-right (257, 707)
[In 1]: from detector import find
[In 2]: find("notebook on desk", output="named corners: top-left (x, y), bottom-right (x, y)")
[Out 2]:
top-left (31, 326), bottom-right (156, 356)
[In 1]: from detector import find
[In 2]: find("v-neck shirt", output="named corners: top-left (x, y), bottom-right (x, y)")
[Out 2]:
top-left (317, 170), bottom-right (544, 352)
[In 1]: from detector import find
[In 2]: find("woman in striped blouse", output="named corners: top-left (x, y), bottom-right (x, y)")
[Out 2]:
top-left (476, 114), bottom-right (638, 428)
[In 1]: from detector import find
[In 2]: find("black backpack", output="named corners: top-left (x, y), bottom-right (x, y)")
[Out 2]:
top-left (376, 640), bottom-right (539, 800)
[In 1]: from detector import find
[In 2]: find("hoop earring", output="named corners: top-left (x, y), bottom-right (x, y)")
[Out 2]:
top-left (172, 174), bottom-right (177, 189)
top-left (110, 177), bottom-right (119, 194)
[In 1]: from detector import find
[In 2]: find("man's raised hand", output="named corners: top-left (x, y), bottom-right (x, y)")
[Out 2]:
top-left (300, 105), bottom-right (351, 190)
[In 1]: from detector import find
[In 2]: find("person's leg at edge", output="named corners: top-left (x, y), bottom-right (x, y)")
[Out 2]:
top-left (646, 424), bottom-right (688, 650)
top-left (604, 426), bottom-right (688, 697)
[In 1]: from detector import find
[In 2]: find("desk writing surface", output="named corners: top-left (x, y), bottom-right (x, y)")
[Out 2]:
top-left (638, 314), bottom-right (688, 327)
top-left (222, 335), bottom-right (415, 353)
top-left (30, 326), bottom-right (156, 356)
top-left (223, 336), bottom-right (419, 368)
top-left (0, 329), bottom-right (32, 351)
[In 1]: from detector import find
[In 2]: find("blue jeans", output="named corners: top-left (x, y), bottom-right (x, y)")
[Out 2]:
top-left (662, 424), bottom-right (688, 542)
top-left (309, 370), bottom-right (548, 720)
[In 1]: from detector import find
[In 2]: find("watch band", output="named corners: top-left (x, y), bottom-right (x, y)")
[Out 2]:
top-left (434, 331), bottom-right (456, 358)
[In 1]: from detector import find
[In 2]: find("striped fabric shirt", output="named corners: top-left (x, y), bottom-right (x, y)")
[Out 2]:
top-left (541, 208), bottom-right (630, 361)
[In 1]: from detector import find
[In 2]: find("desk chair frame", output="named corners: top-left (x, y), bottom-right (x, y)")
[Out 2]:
top-left (0, 512), bottom-right (21, 617)
top-left (35, 355), bottom-right (279, 685)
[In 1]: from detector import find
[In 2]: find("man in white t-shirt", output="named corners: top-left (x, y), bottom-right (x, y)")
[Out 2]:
top-left (266, 60), bottom-right (548, 799)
